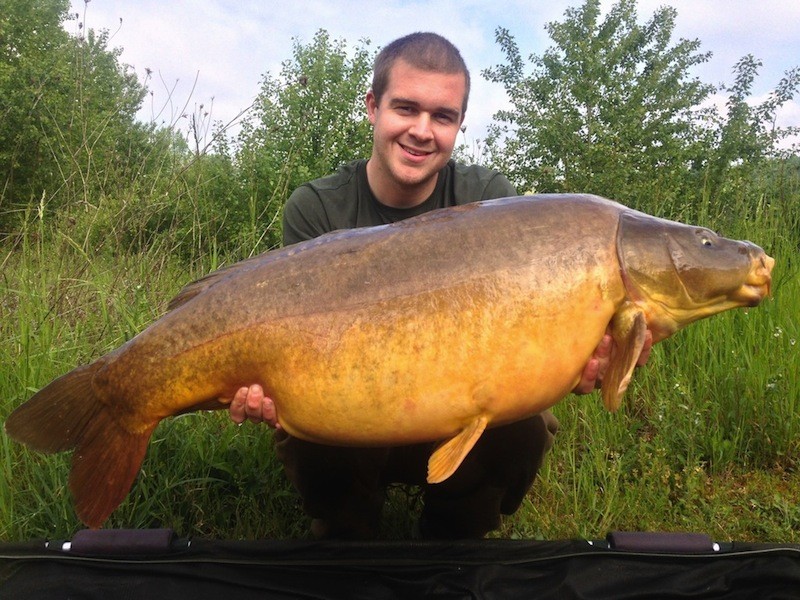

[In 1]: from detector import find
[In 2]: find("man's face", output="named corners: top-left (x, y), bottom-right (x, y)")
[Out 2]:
top-left (366, 59), bottom-right (466, 204)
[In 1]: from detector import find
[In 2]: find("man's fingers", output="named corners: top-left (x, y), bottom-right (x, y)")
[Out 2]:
top-left (229, 386), bottom-right (249, 424)
top-left (245, 384), bottom-right (265, 423)
top-left (573, 357), bottom-right (600, 395)
top-left (594, 334), bottom-right (612, 379)
top-left (226, 384), bottom-right (280, 427)
top-left (596, 333), bottom-right (613, 358)
top-left (262, 398), bottom-right (281, 430)
top-left (572, 334), bottom-right (612, 395)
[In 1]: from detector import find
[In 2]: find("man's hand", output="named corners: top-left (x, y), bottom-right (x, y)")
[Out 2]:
top-left (226, 384), bottom-right (281, 428)
top-left (572, 329), bottom-right (653, 395)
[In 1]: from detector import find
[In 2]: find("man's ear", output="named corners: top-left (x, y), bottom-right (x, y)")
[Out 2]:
top-left (365, 90), bottom-right (378, 124)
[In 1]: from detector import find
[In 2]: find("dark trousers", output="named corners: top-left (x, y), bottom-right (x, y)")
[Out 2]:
top-left (274, 411), bottom-right (559, 539)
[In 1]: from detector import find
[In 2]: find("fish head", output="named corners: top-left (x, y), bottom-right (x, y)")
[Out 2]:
top-left (617, 211), bottom-right (774, 341)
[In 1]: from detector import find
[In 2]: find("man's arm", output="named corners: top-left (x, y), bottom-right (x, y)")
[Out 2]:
top-left (483, 171), bottom-right (517, 200)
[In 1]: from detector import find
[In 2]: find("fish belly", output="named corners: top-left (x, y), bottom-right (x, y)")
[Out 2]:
top-left (262, 274), bottom-right (618, 446)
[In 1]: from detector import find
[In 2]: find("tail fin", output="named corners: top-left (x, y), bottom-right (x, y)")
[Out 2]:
top-left (5, 363), bottom-right (154, 528)
top-left (6, 364), bottom-right (103, 452)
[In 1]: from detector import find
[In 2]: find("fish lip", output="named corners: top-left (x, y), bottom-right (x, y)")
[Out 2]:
top-left (741, 253), bottom-right (774, 302)
top-left (738, 282), bottom-right (770, 305)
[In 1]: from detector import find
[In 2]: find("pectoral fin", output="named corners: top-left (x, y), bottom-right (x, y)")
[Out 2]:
top-left (602, 306), bottom-right (647, 412)
top-left (427, 415), bottom-right (488, 484)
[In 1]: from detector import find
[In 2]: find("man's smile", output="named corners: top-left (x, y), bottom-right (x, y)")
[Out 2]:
top-left (399, 143), bottom-right (433, 158)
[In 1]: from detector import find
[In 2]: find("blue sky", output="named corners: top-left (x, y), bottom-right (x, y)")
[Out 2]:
top-left (67, 0), bottom-right (800, 148)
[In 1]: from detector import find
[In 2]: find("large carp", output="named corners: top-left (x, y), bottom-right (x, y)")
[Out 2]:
top-left (6, 194), bottom-right (773, 528)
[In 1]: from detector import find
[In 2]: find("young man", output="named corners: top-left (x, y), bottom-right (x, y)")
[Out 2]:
top-left (227, 32), bottom-right (650, 539)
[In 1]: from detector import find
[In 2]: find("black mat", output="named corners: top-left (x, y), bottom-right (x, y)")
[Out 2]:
top-left (2, 531), bottom-right (799, 599)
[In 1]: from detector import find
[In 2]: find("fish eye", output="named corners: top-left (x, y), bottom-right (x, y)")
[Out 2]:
top-left (697, 229), bottom-right (716, 247)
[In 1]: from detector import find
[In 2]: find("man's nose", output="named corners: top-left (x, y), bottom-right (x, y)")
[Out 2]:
top-left (409, 113), bottom-right (433, 141)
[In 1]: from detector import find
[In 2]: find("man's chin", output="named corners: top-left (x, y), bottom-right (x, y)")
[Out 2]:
top-left (393, 160), bottom-right (441, 185)
top-left (394, 172), bottom-right (433, 190)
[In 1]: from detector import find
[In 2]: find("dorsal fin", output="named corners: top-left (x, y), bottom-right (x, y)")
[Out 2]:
top-left (166, 253), bottom-right (269, 311)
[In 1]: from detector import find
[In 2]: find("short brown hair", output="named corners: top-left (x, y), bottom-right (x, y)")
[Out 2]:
top-left (371, 32), bottom-right (471, 114)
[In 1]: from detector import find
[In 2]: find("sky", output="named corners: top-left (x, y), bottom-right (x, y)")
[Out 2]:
top-left (66, 0), bottom-right (800, 148)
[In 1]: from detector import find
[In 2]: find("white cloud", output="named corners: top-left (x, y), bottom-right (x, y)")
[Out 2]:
top-left (69, 0), bottom-right (800, 147)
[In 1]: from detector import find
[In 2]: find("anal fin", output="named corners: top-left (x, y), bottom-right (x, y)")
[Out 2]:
top-left (427, 416), bottom-right (488, 484)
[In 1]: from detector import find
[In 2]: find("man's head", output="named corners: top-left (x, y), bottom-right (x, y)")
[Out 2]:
top-left (371, 32), bottom-right (471, 116)
top-left (365, 33), bottom-right (470, 208)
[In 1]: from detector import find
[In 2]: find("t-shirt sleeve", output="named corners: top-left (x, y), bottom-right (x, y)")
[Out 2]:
top-left (483, 172), bottom-right (517, 200)
top-left (282, 185), bottom-right (332, 246)
top-left (452, 163), bottom-right (518, 204)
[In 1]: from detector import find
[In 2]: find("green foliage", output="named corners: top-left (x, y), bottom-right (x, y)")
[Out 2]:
top-left (0, 0), bottom-right (154, 233)
top-left (699, 55), bottom-right (800, 204)
top-left (146, 30), bottom-right (378, 261)
top-left (0, 0), bottom-right (72, 218)
top-left (483, 0), bottom-right (714, 209)
top-left (482, 0), bottom-right (799, 230)
top-left (235, 30), bottom-right (375, 249)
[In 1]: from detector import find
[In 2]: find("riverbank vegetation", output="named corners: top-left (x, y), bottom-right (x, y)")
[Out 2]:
top-left (1, 0), bottom-right (798, 541)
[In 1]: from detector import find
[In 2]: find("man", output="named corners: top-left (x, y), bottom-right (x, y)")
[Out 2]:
top-left (226, 32), bottom-right (651, 539)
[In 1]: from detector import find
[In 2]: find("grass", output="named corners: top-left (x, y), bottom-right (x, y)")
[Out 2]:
top-left (0, 180), bottom-right (798, 543)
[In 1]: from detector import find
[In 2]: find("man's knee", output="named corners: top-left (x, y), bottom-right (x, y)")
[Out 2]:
top-left (274, 432), bottom-right (388, 539)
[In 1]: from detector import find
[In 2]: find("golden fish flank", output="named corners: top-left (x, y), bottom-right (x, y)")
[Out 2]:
top-left (5, 194), bottom-right (774, 528)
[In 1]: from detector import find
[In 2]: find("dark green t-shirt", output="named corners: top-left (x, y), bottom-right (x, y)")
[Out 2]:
top-left (282, 159), bottom-right (517, 245)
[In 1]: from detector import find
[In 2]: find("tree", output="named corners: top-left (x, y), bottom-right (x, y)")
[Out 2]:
top-left (235, 30), bottom-right (375, 249)
top-left (59, 27), bottom-right (150, 202)
top-left (0, 0), bottom-right (154, 235)
top-left (702, 55), bottom-right (800, 196)
top-left (483, 0), bottom-right (714, 211)
top-left (0, 0), bottom-right (73, 220)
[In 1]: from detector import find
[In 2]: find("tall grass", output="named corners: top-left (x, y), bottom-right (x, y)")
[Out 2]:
top-left (0, 172), bottom-right (798, 542)
top-left (0, 202), bottom-right (302, 540)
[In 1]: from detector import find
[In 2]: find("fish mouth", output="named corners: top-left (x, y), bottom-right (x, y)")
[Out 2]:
top-left (739, 283), bottom-right (770, 306)
top-left (738, 253), bottom-right (774, 306)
